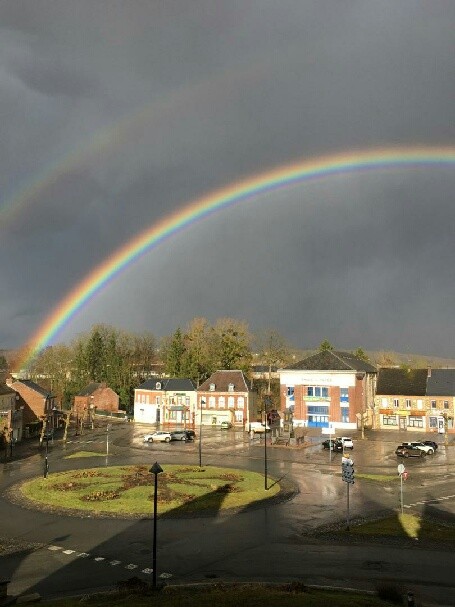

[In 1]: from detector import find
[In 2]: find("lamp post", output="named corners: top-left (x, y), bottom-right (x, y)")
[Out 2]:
top-left (263, 395), bottom-right (272, 491)
top-left (199, 397), bottom-right (205, 468)
top-left (150, 462), bottom-right (164, 588)
top-left (44, 431), bottom-right (49, 478)
top-left (106, 423), bottom-right (111, 456)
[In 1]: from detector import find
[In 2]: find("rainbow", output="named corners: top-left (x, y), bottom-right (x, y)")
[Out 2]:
top-left (19, 145), bottom-right (455, 368)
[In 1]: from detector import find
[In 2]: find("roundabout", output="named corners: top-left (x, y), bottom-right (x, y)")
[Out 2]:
top-left (13, 464), bottom-right (284, 519)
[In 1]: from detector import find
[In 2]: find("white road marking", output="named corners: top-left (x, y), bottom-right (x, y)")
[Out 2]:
top-left (94, 557), bottom-right (105, 562)
top-left (142, 568), bottom-right (153, 574)
top-left (125, 564), bottom-right (137, 570)
top-left (77, 553), bottom-right (90, 558)
top-left (48, 546), bottom-right (62, 551)
top-left (62, 550), bottom-right (75, 554)
top-left (110, 560), bottom-right (122, 566)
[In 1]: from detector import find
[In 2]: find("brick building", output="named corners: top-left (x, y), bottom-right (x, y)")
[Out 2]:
top-left (73, 383), bottom-right (120, 418)
top-left (197, 370), bottom-right (255, 428)
top-left (134, 378), bottom-right (196, 426)
top-left (8, 379), bottom-right (58, 435)
top-left (279, 351), bottom-right (377, 431)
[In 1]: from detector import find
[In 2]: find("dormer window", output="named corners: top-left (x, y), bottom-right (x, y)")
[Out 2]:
top-left (156, 382), bottom-right (161, 390)
top-left (209, 383), bottom-right (215, 392)
top-left (228, 383), bottom-right (234, 392)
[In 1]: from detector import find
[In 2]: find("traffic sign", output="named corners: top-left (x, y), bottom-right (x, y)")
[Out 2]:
top-left (397, 463), bottom-right (405, 474)
top-left (341, 459), bottom-right (355, 484)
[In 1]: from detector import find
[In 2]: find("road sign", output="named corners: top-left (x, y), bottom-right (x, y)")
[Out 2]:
top-left (397, 463), bottom-right (405, 474)
top-left (341, 459), bottom-right (355, 484)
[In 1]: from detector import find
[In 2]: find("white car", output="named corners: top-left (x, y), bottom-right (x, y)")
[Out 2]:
top-left (143, 431), bottom-right (171, 443)
top-left (402, 441), bottom-right (435, 455)
top-left (336, 436), bottom-right (354, 450)
top-left (249, 422), bottom-right (271, 434)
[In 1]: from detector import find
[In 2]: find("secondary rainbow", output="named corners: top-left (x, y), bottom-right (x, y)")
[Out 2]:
top-left (19, 145), bottom-right (455, 368)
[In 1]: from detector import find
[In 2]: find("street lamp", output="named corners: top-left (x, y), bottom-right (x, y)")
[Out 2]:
top-left (262, 395), bottom-right (272, 491)
top-left (44, 430), bottom-right (49, 478)
top-left (150, 462), bottom-right (164, 589)
top-left (199, 397), bottom-right (205, 468)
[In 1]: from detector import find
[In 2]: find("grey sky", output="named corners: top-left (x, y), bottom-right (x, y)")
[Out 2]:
top-left (0, 1), bottom-right (454, 357)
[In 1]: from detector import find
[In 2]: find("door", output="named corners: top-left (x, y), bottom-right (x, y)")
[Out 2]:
top-left (156, 408), bottom-right (161, 424)
top-left (438, 418), bottom-right (444, 434)
top-left (399, 416), bottom-right (407, 430)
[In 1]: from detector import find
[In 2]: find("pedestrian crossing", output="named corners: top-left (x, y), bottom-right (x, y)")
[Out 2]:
top-left (46, 544), bottom-right (161, 577)
top-left (404, 494), bottom-right (455, 509)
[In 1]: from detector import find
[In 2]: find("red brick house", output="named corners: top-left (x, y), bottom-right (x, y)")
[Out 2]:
top-left (197, 370), bottom-right (255, 428)
top-left (9, 379), bottom-right (58, 430)
top-left (73, 383), bottom-right (120, 417)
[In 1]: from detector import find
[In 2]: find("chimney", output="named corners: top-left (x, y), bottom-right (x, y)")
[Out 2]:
top-left (427, 366), bottom-right (432, 378)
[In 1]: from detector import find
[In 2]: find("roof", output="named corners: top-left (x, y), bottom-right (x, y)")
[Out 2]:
top-left (137, 378), bottom-right (196, 391)
top-left (13, 379), bottom-right (53, 398)
top-left (0, 384), bottom-right (15, 396)
top-left (77, 383), bottom-right (104, 396)
top-left (376, 368), bottom-right (428, 396)
top-left (284, 350), bottom-right (377, 373)
top-left (198, 370), bottom-right (249, 393)
top-left (426, 369), bottom-right (455, 396)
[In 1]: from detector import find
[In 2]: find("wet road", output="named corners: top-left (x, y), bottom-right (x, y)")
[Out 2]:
top-left (1, 423), bottom-right (454, 603)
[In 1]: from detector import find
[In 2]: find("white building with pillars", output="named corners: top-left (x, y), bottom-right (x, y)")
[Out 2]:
top-left (134, 377), bottom-right (196, 426)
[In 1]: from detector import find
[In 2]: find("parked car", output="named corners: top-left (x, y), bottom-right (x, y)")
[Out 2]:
top-left (170, 429), bottom-right (196, 441)
top-left (322, 438), bottom-right (343, 451)
top-left (423, 440), bottom-right (438, 451)
top-left (220, 421), bottom-right (232, 429)
top-left (395, 444), bottom-right (426, 458)
top-left (402, 441), bottom-right (435, 455)
top-left (143, 431), bottom-right (172, 443)
top-left (249, 422), bottom-right (271, 433)
top-left (336, 436), bottom-right (354, 450)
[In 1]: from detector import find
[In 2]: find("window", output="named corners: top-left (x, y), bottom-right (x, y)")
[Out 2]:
top-left (393, 399), bottom-right (399, 408)
top-left (307, 386), bottom-right (329, 398)
top-left (408, 416), bottom-right (424, 428)
top-left (228, 396), bottom-right (235, 408)
top-left (383, 415), bottom-right (398, 426)
top-left (417, 399), bottom-right (423, 410)
top-left (209, 396), bottom-right (215, 408)
top-left (431, 400), bottom-right (436, 409)
top-left (234, 410), bottom-right (243, 423)
top-left (405, 399), bottom-right (411, 409)
top-left (444, 400), bottom-right (449, 409)
top-left (341, 408), bottom-right (349, 423)
top-left (218, 396), bottom-right (225, 408)
top-left (228, 383), bottom-right (234, 392)
top-left (209, 383), bottom-right (215, 391)
top-left (155, 382), bottom-right (161, 390)
top-left (340, 388), bottom-right (349, 403)
top-left (237, 397), bottom-right (244, 409)
top-left (307, 405), bottom-right (329, 415)
top-left (381, 397), bottom-right (388, 407)
top-left (429, 416), bottom-right (438, 428)
top-left (287, 386), bottom-right (295, 400)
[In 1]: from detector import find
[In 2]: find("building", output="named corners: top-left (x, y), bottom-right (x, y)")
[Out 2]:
top-left (197, 370), bottom-right (255, 428)
top-left (0, 383), bottom-right (23, 442)
top-left (279, 351), bottom-right (377, 430)
top-left (134, 378), bottom-right (196, 425)
top-left (374, 368), bottom-right (428, 431)
top-left (375, 367), bottom-right (455, 434)
top-left (8, 379), bottom-right (58, 437)
top-left (73, 382), bottom-right (121, 420)
top-left (425, 368), bottom-right (455, 434)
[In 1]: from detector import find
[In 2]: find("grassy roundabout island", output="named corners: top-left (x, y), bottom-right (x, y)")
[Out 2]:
top-left (18, 464), bottom-right (281, 518)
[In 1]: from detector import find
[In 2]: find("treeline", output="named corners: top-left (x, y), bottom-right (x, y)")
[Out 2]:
top-left (19, 318), bottom-right (293, 411)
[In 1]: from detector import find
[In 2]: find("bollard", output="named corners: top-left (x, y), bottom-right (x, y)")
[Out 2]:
top-left (407, 591), bottom-right (415, 607)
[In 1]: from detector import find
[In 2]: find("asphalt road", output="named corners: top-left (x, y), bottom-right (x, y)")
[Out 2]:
top-left (1, 423), bottom-right (454, 605)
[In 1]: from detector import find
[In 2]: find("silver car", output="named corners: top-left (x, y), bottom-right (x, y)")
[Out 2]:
top-left (143, 431), bottom-right (171, 443)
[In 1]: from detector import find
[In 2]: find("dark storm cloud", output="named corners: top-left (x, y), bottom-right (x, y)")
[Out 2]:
top-left (0, 1), bottom-right (454, 357)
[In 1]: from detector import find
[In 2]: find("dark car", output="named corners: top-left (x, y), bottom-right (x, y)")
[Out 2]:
top-left (322, 439), bottom-right (343, 452)
top-left (170, 429), bottom-right (196, 441)
top-left (395, 444), bottom-right (426, 458)
top-left (423, 440), bottom-right (438, 451)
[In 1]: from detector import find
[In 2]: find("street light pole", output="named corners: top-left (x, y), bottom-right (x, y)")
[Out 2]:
top-left (199, 397), bottom-right (205, 468)
top-left (150, 462), bottom-right (164, 589)
top-left (44, 433), bottom-right (49, 478)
